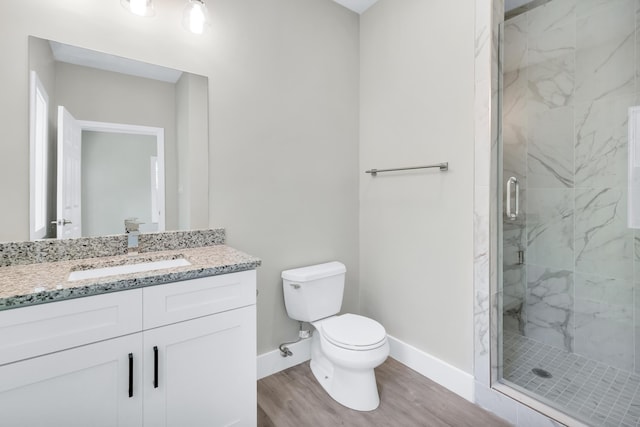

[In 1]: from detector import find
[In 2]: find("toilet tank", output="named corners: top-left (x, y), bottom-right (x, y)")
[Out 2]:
top-left (282, 262), bottom-right (346, 322)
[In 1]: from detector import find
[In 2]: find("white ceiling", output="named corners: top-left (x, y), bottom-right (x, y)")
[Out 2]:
top-left (333, 0), bottom-right (379, 14)
top-left (49, 41), bottom-right (183, 83)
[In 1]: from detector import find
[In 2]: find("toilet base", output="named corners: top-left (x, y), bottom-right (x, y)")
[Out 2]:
top-left (309, 333), bottom-right (386, 411)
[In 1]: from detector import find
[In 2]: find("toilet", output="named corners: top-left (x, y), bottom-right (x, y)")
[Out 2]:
top-left (282, 261), bottom-right (389, 411)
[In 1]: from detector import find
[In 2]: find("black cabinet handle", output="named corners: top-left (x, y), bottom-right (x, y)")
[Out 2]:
top-left (153, 346), bottom-right (159, 388)
top-left (128, 353), bottom-right (133, 398)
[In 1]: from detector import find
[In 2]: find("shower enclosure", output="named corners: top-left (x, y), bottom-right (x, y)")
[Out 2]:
top-left (498, 0), bottom-right (640, 425)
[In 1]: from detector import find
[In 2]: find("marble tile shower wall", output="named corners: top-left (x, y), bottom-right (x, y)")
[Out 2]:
top-left (502, 0), bottom-right (640, 373)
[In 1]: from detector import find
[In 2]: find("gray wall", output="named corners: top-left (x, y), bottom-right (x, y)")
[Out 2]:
top-left (0, 0), bottom-right (360, 355)
top-left (359, 0), bottom-right (476, 373)
top-left (1, 0), bottom-right (479, 370)
top-left (81, 131), bottom-right (156, 236)
top-left (176, 72), bottom-right (209, 231)
top-left (207, 0), bottom-right (361, 352)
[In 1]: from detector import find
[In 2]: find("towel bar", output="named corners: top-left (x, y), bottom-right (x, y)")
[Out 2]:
top-left (365, 162), bottom-right (448, 176)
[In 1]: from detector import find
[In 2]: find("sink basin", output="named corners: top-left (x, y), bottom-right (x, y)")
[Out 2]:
top-left (68, 258), bottom-right (191, 281)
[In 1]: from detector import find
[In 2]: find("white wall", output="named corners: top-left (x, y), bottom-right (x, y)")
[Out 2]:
top-left (0, 0), bottom-right (360, 355)
top-left (359, 0), bottom-right (476, 372)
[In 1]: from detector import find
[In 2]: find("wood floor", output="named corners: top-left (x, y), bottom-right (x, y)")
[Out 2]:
top-left (257, 358), bottom-right (511, 427)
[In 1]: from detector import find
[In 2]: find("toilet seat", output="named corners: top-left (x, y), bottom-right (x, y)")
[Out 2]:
top-left (321, 314), bottom-right (387, 351)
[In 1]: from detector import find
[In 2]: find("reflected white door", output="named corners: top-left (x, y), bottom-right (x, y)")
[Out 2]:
top-left (57, 106), bottom-right (82, 239)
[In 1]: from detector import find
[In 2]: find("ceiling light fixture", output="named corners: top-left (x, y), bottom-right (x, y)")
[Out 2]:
top-left (182, 0), bottom-right (209, 34)
top-left (121, 0), bottom-right (155, 17)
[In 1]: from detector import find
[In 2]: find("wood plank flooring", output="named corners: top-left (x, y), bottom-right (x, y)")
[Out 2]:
top-left (257, 358), bottom-right (511, 426)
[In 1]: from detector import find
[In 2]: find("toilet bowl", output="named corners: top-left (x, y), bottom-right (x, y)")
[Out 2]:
top-left (282, 262), bottom-right (389, 411)
top-left (310, 314), bottom-right (389, 411)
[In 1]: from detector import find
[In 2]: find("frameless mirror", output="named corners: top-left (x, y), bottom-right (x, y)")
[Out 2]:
top-left (28, 36), bottom-right (209, 240)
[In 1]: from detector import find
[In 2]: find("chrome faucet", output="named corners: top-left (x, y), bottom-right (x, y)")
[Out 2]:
top-left (124, 218), bottom-right (142, 254)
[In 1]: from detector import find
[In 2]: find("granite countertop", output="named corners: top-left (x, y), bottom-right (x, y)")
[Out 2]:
top-left (0, 244), bottom-right (261, 311)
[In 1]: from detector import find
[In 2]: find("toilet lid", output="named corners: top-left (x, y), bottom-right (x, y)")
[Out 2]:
top-left (322, 314), bottom-right (386, 349)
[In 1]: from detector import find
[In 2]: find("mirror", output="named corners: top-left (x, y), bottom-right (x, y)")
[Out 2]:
top-left (28, 36), bottom-right (209, 240)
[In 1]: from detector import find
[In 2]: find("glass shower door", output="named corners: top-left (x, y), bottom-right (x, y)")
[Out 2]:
top-left (498, 1), bottom-right (640, 426)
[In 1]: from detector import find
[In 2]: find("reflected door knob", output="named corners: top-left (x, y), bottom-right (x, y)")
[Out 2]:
top-left (51, 219), bottom-right (72, 226)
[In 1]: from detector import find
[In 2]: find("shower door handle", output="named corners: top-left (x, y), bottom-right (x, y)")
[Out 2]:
top-left (506, 177), bottom-right (519, 220)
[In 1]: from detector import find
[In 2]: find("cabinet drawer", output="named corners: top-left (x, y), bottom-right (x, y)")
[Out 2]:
top-left (143, 270), bottom-right (256, 329)
top-left (0, 289), bottom-right (142, 366)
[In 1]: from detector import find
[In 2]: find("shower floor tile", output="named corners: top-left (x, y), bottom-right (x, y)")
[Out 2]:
top-left (503, 331), bottom-right (640, 427)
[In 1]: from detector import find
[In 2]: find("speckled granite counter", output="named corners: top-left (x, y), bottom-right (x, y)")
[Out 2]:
top-left (0, 228), bottom-right (228, 267)
top-left (0, 230), bottom-right (261, 311)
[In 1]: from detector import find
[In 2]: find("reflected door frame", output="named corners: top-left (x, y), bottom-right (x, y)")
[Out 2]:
top-left (73, 120), bottom-right (165, 236)
top-left (29, 71), bottom-right (50, 240)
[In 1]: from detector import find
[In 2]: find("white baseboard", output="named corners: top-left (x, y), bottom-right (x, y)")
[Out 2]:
top-left (257, 338), bottom-right (312, 380)
top-left (256, 334), bottom-right (475, 403)
top-left (387, 335), bottom-right (475, 402)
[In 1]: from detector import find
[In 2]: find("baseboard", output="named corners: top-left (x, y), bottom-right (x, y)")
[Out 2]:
top-left (257, 334), bottom-right (475, 403)
top-left (257, 338), bottom-right (312, 380)
top-left (387, 335), bottom-right (475, 402)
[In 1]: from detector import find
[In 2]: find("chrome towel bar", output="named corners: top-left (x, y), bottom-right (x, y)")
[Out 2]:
top-left (365, 162), bottom-right (448, 176)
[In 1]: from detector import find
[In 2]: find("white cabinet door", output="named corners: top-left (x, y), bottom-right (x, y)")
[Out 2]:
top-left (143, 305), bottom-right (256, 427)
top-left (0, 333), bottom-right (143, 427)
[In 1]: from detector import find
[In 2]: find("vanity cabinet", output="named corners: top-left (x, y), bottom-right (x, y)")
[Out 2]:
top-left (0, 270), bottom-right (257, 427)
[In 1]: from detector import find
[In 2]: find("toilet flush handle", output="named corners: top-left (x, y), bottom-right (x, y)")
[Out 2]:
top-left (290, 283), bottom-right (301, 289)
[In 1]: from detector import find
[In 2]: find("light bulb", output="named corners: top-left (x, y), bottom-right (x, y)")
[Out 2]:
top-left (130, 0), bottom-right (147, 16)
top-left (121, 0), bottom-right (155, 17)
top-left (183, 0), bottom-right (209, 34)
top-left (189, 4), bottom-right (205, 33)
